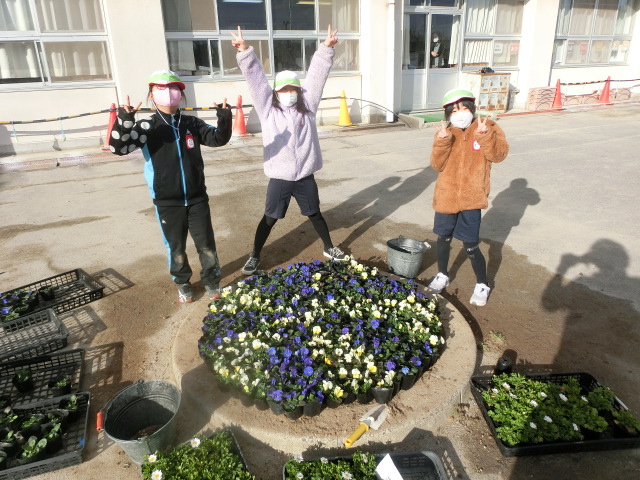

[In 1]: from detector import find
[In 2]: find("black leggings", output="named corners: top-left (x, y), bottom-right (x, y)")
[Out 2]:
top-left (251, 212), bottom-right (333, 257)
top-left (436, 235), bottom-right (487, 285)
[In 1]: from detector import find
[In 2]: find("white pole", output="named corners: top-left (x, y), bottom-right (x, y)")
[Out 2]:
top-left (386, 1), bottom-right (396, 123)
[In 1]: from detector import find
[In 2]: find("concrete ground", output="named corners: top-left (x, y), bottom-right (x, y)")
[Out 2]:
top-left (1, 102), bottom-right (639, 479)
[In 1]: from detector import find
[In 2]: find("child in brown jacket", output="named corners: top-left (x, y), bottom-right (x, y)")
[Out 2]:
top-left (428, 89), bottom-right (509, 306)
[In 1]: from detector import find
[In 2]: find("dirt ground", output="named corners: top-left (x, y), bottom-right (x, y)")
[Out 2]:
top-left (87, 228), bottom-right (640, 480)
top-left (2, 111), bottom-right (639, 479)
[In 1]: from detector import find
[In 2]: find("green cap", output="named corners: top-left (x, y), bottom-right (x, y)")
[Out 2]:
top-left (442, 88), bottom-right (475, 107)
top-left (274, 70), bottom-right (301, 91)
top-left (148, 70), bottom-right (185, 90)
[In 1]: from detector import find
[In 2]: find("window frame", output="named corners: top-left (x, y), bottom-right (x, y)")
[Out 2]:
top-left (0, 0), bottom-right (113, 89)
top-left (163, 0), bottom-right (361, 84)
top-left (553, 0), bottom-right (635, 66)
top-left (461, 0), bottom-right (523, 71)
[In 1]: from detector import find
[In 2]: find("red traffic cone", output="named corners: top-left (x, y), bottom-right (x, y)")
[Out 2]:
top-left (551, 80), bottom-right (564, 110)
top-left (102, 103), bottom-right (117, 150)
top-left (233, 95), bottom-right (250, 136)
top-left (598, 76), bottom-right (612, 105)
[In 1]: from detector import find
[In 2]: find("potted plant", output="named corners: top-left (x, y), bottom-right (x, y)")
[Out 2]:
top-left (16, 436), bottom-right (47, 465)
top-left (42, 408), bottom-right (70, 431)
top-left (0, 306), bottom-right (19, 323)
top-left (12, 368), bottom-right (35, 394)
top-left (38, 286), bottom-right (56, 301)
top-left (140, 431), bottom-right (254, 480)
top-left (18, 413), bottom-right (45, 436)
top-left (0, 408), bottom-right (19, 430)
top-left (284, 451), bottom-right (377, 480)
top-left (20, 289), bottom-right (39, 312)
top-left (0, 429), bottom-right (18, 457)
top-left (43, 422), bottom-right (63, 453)
top-left (59, 394), bottom-right (80, 422)
top-left (48, 375), bottom-right (72, 397)
top-left (613, 409), bottom-right (640, 437)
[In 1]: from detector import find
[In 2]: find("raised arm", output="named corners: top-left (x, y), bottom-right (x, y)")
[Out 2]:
top-left (303, 25), bottom-right (337, 112)
top-left (232, 26), bottom-right (273, 119)
top-left (198, 99), bottom-right (233, 147)
top-left (109, 96), bottom-right (147, 155)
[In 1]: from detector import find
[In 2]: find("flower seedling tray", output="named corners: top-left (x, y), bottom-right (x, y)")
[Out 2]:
top-left (0, 349), bottom-right (84, 407)
top-left (1, 269), bottom-right (105, 317)
top-left (0, 309), bottom-right (69, 363)
top-left (470, 372), bottom-right (640, 457)
top-left (283, 451), bottom-right (447, 480)
top-left (0, 391), bottom-right (90, 479)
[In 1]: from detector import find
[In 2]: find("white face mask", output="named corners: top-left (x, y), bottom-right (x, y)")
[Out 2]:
top-left (278, 91), bottom-right (298, 107)
top-left (450, 110), bottom-right (473, 129)
top-left (433, 37), bottom-right (439, 43)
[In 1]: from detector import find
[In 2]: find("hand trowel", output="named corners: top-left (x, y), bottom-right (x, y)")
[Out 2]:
top-left (343, 404), bottom-right (389, 448)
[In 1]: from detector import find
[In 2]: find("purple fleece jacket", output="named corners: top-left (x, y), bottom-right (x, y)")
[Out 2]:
top-left (237, 44), bottom-right (334, 181)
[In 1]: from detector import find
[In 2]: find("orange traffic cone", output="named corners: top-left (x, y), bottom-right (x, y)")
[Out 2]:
top-left (337, 91), bottom-right (355, 127)
top-left (233, 95), bottom-right (250, 136)
top-left (598, 76), bottom-right (612, 105)
top-left (102, 103), bottom-right (117, 150)
top-left (551, 80), bottom-right (564, 110)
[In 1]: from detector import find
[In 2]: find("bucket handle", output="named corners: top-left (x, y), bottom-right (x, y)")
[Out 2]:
top-left (96, 379), bottom-right (145, 432)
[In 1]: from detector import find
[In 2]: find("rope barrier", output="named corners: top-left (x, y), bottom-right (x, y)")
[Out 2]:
top-left (560, 78), bottom-right (640, 86)
top-left (0, 95), bottom-right (411, 128)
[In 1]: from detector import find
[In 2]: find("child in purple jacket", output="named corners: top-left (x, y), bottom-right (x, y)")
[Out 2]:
top-left (231, 25), bottom-right (347, 275)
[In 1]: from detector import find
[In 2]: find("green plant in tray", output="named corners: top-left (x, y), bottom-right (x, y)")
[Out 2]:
top-left (284, 451), bottom-right (377, 480)
top-left (140, 431), bottom-right (254, 480)
top-left (480, 373), bottom-right (640, 446)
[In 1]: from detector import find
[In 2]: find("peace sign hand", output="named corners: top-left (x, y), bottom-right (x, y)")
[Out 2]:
top-left (214, 98), bottom-right (229, 110)
top-left (120, 95), bottom-right (141, 114)
top-left (323, 24), bottom-right (339, 48)
top-left (230, 26), bottom-right (247, 52)
top-left (476, 114), bottom-right (489, 134)
top-left (433, 120), bottom-right (449, 139)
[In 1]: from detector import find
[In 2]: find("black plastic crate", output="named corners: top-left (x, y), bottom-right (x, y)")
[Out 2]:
top-left (470, 372), bottom-right (640, 456)
top-left (0, 349), bottom-right (84, 407)
top-left (283, 451), bottom-right (447, 480)
top-left (0, 391), bottom-right (90, 479)
top-left (0, 310), bottom-right (68, 363)
top-left (1, 269), bottom-right (105, 317)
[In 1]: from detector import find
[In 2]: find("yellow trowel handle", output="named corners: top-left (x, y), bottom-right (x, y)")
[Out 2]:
top-left (344, 422), bottom-right (370, 448)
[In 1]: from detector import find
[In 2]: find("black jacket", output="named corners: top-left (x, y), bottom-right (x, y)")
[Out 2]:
top-left (109, 107), bottom-right (232, 206)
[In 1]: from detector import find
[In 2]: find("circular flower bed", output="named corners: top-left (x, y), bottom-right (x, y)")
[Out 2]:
top-left (198, 258), bottom-right (445, 414)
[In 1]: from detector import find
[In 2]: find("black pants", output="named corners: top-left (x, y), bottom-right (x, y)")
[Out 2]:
top-left (155, 201), bottom-right (221, 287)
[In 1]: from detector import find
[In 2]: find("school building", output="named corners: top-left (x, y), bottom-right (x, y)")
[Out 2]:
top-left (1, 0), bottom-right (638, 154)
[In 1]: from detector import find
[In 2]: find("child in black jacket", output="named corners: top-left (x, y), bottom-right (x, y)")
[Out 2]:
top-left (109, 70), bottom-right (232, 303)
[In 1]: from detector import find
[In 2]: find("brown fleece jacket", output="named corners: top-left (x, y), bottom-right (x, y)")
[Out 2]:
top-left (430, 118), bottom-right (509, 214)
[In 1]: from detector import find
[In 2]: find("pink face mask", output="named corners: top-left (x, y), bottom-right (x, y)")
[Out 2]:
top-left (152, 87), bottom-right (183, 107)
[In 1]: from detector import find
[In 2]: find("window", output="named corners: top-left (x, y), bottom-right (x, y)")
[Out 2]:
top-left (0, 0), bottom-right (112, 86)
top-left (406, 1), bottom-right (459, 6)
top-left (272, 0), bottom-right (314, 30)
top-left (162, 0), bottom-right (360, 82)
top-left (554, 0), bottom-right (635, 65)
top-left (216, 0), bottom-right (267, 30)
top-left (162, 0), bottom-right (217, 32)
top-left (463, 0), bottom-right (524, 69)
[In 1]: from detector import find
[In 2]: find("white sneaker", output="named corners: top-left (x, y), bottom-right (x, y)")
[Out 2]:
top-left (428, 273), bottom-right (449, 293)
top-left (470, 283), bottom-right (491, 306)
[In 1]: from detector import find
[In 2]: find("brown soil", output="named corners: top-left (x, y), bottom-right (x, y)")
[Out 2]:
top-left (83, 217), bottom-right (640, 480)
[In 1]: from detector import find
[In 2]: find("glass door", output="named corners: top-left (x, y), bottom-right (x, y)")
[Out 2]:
top-left (427, 13), bottom-right (461, 109)
top-left (401, 9), bottom-right (461, 111)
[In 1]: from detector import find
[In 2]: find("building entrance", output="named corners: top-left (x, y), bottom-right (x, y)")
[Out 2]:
top-left (401, 6), bottom-right (461, 111)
